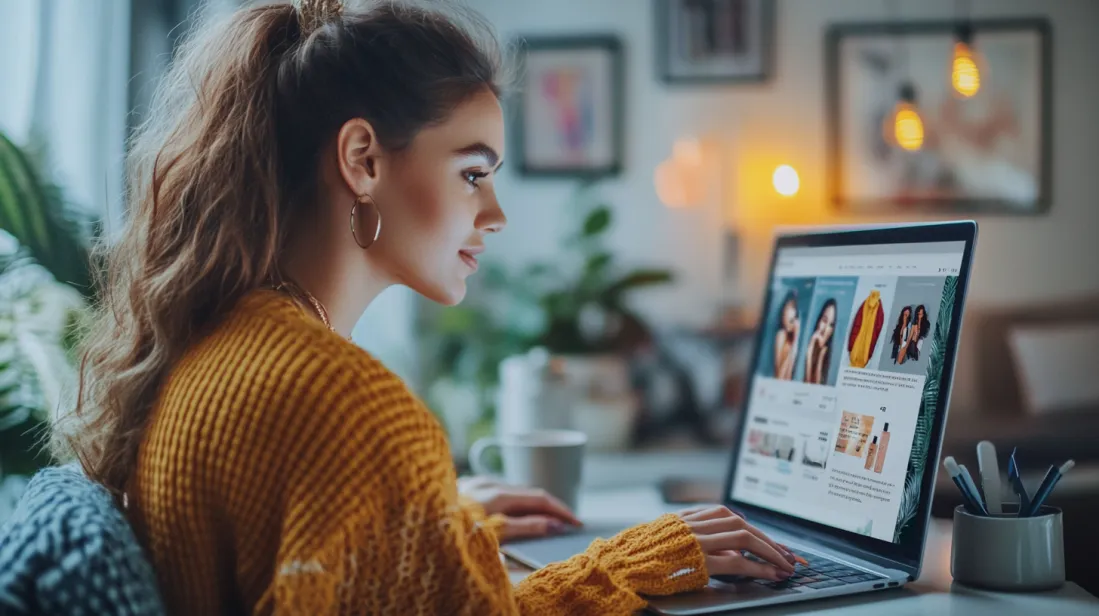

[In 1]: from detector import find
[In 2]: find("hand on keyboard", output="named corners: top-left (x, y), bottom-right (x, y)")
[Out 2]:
top-left (677, 506), bottom-right (799, 582)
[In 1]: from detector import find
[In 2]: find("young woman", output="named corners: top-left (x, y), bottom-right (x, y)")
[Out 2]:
top-left (890, 306), bottom-right (912, 365)
top-left (773, 291), bottom-right (800, 380)
top-left (903, 304), bottom-right (931, 363)
top-left (53, 1), bottom-right (797, 613)
top-left (803, 299), bottom-right (837, 385)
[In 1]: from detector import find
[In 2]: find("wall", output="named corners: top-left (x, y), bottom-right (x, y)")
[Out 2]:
top-left (470, 0), bottom-right (1099, 413)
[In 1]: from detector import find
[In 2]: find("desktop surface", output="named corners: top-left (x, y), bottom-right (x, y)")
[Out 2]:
top-left (506, 485), bottom-right (1098, 615)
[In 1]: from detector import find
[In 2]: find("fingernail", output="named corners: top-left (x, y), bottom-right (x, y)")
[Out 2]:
top-left (777, 570), bottom-right (793, 579)
top-left (548, 521), bottom-right (568, 534)
top-left (782, 550), bottom-right (796, 565)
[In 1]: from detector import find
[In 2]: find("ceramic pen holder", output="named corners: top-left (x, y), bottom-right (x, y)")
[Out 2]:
top-left (951, 505), bottom-right (1065, 591)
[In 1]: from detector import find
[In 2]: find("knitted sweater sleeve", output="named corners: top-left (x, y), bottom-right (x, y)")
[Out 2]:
top-left (269, 352), bottom-right (710, 615)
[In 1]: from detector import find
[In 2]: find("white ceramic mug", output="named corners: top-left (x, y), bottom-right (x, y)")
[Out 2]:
top-left (469, 430), bottom-right (587, 511)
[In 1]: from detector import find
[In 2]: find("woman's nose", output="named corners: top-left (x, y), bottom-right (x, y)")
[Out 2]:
top-left (478, 197), bottom-right (507, 234)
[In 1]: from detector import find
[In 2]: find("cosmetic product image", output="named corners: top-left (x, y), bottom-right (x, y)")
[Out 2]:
top-left (834, 412), bottom-right (854, 453)
top-left (864, 436), bottom-right (878, 470)
top-left (873, 422), bottom-right (890, 473)
top-left (853, 415), bottom-right (875, 456)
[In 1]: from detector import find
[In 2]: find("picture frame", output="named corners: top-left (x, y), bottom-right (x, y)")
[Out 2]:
top-left (826, 19), bottom-right (1052, 214)
top-left (656, 0), bottom-right (776, 84)
top-left (513, 35), bottom-right (624, 178)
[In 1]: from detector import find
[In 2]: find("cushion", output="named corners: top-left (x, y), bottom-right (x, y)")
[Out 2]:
top-left (0, 465), bottom-right (165, 615)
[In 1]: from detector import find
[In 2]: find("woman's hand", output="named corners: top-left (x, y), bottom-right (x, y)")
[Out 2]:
top-left (678, 505), bottom-right (799, 581)
top-left (458, 476), bottom-right (582, 542)
top-left (810, 330), bottom-right (825, 351)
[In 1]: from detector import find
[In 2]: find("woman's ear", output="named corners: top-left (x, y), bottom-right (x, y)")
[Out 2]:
top-left (336, 118), bottom-right (382, 197)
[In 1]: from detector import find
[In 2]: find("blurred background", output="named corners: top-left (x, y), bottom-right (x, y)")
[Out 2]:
top-left (1, 0), bottom-right (1097, 590)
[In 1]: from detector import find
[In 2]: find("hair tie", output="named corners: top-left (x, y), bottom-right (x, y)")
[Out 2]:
top-left (294, 0), bottom-right (343, 35)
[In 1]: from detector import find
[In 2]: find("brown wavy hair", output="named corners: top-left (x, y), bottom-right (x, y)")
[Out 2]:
top-left (52, 0), bottom-right (504, 499)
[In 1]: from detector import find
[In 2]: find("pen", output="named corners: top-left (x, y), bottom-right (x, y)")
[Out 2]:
top-left (944, 456), bottom-right (988, 516)
top-left (1008, 448), bottom-right (1031, 516)
top-left (957, 463), bottom-right (985, 512)
top-left (976, 441), bottom-right (1003, 515)
top-left (1025, 460), bottom-right (1074, 517)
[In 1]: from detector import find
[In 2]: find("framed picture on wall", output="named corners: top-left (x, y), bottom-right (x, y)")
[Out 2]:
top-left (513, 36), bottom-right (624, 178)
top-left (826, 19), bottom-right (1052, 214)
top-left (656, 0), bottom-right (775, 84)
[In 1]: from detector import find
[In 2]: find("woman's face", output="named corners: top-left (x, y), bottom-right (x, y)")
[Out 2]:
top-left (782, 301), bottom-right (798, 331)
top-left (819, 304), bottom-right (836, 338)
top-left (369, 88), bottom-right (506, 305)
top-left (901, 307), bottom-right (911, 324)
top-left (916, 307), bottom-right (925, 321)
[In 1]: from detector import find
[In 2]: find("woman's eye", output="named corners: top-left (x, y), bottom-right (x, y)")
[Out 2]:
top-left (464, 170), bottom-right (488, 187)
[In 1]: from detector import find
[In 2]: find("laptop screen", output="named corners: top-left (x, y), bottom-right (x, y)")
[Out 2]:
top-left (729, 240), bottom-right (966, 546)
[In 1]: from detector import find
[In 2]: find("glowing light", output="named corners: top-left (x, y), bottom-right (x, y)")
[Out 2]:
top-left (951, 41), bottom-right (981, 98)
top-left (654, 158), bottom-right (690, 208)
top-left (882, 84), bottom-right (925, 152)
top-left (655, 137), bottom-right (708, 208)
top-left (772, 165), bottom-right (800, 197)
top-left (893, 104), bottom-right (925, 151)
top-left (673, 137), bottom-right (704, 168)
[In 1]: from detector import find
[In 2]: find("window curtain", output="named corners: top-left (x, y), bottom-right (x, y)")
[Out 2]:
top-left (0, 0), bottom-right (131, 232)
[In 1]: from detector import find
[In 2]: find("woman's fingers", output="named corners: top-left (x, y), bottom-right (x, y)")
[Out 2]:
top-left (696, 530), bottom-right (794, 573)
top-left (705, 552), bottom-right (788, 581)
top-left (678, 506), bottom-right (801, 567)
top-left (501, 489), bottom-right (582, 526)
top-left (687, 516), bottom-right (795, 566)
top-left (676, 505), bottom-right (716, 519)
top-left (499, 515), bottom-right (570, 542)
top-left (679, 505), bottom-right (740, 522)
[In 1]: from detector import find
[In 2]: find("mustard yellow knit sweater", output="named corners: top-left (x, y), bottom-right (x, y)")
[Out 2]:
top-left (130, 290), bottom-right (710, 615)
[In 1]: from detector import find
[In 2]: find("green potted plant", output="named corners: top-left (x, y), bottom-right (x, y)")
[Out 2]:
top-left (420, 183), bottom-right (674, 453)
top-left (0, 130), bottom-right (96, 520)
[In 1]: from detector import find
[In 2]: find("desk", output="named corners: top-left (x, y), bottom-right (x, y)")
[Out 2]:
top-left (506, 486), bottom-right (1099, 615)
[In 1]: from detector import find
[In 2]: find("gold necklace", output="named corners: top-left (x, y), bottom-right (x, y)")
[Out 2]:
top-left (272, 279), bottom-right (335, 333)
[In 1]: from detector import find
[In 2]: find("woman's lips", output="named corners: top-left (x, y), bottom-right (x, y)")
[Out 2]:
top-left (458, 249), bottom-right (481, 271)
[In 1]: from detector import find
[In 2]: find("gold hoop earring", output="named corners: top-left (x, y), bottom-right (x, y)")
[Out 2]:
top-left (350, 194), bottom-right (381, 250)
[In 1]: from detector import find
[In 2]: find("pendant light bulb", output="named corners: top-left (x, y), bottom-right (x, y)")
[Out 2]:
top-left (883, 83), bottom-right (924, 152)
top-left (951, 24), bottom-right (981, 98)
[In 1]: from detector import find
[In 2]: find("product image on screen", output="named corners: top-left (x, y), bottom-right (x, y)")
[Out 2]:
top-left (731, 240), bottom-right (964, 545)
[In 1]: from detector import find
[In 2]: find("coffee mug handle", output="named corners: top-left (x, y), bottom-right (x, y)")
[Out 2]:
top-left (469, 437), bottom-right (501, 476)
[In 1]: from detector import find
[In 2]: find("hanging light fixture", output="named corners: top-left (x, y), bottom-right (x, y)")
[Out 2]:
top-left (881, 0), bottom-right (924, 152)
top-left (950, 1), bottom-right (982, 98)
top-left (883, 82), bottom-right (925, 152)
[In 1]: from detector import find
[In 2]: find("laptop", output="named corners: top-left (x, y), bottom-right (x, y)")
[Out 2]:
top-left (503, 222), bottom-right (978, 614)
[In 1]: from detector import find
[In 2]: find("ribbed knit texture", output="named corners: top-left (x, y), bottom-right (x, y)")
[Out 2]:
top-left (130, 290), bottom-right (710, 615)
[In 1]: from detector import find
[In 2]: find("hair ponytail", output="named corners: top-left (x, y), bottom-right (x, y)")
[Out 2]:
top-left (54, 0), bottom-right (503, 500)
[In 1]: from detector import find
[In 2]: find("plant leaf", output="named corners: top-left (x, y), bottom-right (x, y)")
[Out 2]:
top-left (605, 268), bottom-right (674, 299)
top-left (0, 131), bottom-right (95, 297)
top-left (434, 306), bottom-right (483, 335)
top-left (584, 251), bottom-right (612, 274)
top-left (581, 206), bottom-right (612, 237)
top-left (893, 276), bottom-right (958, 543)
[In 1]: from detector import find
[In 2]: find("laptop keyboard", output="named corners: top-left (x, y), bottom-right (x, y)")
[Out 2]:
top-left (722, 551), bottom-right (884, 591)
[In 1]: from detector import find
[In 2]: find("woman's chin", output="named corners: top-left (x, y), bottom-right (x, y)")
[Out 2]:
top-left (421, 280), bottom-right (467, 306)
